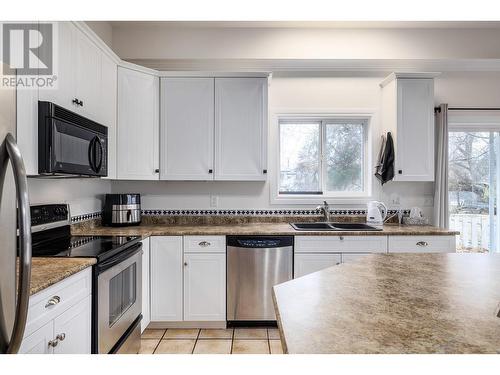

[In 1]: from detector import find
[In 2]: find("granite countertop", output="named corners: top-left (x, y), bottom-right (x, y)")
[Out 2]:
top-left (72, 222), bottom-right (458, 237)
top-left (272, 253), bottom-right (500, 354)
top-left (29, 258), bottom-right (96, 295)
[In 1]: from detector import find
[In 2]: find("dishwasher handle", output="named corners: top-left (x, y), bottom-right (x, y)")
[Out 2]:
top-left (226, 236), bottom-right (293, 248)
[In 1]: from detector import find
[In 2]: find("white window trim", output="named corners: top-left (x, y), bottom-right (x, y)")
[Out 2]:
top-left (269, 108), bottom-right (376, 205)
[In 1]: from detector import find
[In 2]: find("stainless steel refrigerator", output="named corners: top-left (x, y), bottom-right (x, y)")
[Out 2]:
top-left (0, 63), bottom-right (32, 354)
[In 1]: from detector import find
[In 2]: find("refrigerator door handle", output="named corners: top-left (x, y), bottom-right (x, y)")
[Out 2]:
top-left (5, 133), bottom-right (31, 354)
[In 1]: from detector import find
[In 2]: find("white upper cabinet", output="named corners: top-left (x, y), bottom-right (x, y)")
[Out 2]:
top-left (117, 67), bottom-right (159, 180)
top-left (215, 78), bottom-right (268, 180)
top-left (100, 54), bottom-right (117, 179)
top-left (380, 73), bottom-right (437, 181)
top-left (73, 29), bottom-right (101, 122)
top-left (18, 22), bottom-right (116, 176)
top-left (38, 21), bottom-right (76, 111)
top-left (160, 78), bottom-right (214, 180)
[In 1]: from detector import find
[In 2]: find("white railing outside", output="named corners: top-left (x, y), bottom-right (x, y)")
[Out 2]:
top-left (449, 214), bottom-right (491, 253)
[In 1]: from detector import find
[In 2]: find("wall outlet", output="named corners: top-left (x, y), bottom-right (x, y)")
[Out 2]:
top-left (423, 196), bottom-right (434, 207)
top-left (210, 195), bottom-right (218, 208)
top-left (389, 193), bottom-right (401, 205)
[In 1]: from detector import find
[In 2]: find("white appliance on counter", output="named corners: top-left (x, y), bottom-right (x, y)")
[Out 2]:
top-left (366, 201), bottom-right (388, 225)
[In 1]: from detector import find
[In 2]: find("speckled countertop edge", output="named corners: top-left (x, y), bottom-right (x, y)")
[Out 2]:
top-left (71, 222), bottom-right (458, 237)
top-left (29, 258), bottom-right (96, 295)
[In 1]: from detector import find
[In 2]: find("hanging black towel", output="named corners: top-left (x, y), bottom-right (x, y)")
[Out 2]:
top-left (375, 132), bottom-right (395, 184)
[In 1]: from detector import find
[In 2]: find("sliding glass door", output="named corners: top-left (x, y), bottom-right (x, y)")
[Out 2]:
top-left (449, 129), bottom-right (500, 253)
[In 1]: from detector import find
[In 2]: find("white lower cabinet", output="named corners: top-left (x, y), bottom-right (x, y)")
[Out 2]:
top-left (150, 236), bottom-right (183, 321)
top-left (19, 268), bottom-right (92, 354)
top-left (294, 253), bottom-right (341, 278)
top-left (341, 253), bottom-right (371, 264)
top-left (18, 321), bottom-right (54, 354)
top-left (150, 236), bottom-right (226, 323)
top-left (183, 253), bottom-right (226, 321)
top-left (388, 236), bottom-right (456, 253)
top-left (141, 238), bottom-right (151, 332)
top-left (52, 296), bottom-right (92, 354)
top-left (294, 235), bottom-right (387, 278)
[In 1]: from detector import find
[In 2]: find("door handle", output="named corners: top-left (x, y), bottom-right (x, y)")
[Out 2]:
top-left (3, 134), bottom-right (32, 354)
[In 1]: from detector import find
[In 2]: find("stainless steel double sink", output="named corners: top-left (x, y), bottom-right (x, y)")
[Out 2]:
top-left (290, 222), bottom-right (382, 231)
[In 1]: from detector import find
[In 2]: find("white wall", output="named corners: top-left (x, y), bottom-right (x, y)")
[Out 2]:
top-left (28, 178), bottom-right (111, 217)
top-left (112, 25), bottom-right (500, 60)
top-left (86, 21), bottom-right (113, 49)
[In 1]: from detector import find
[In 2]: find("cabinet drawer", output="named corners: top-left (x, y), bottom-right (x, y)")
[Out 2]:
top-left (295, 236), bottom-right (387, 253)
top-left (388, 236), bottom-right (456, 253)
top-left (25, 268), bottom-right (91, 337)
top-left (184, 236), bottom-right (226, 253)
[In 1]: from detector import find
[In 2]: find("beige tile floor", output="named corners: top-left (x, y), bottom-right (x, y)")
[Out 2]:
top-left (139, 327), bottom-right (284, 354)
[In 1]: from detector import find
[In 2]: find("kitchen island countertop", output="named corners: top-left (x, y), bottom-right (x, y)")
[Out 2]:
top-left (272, 253), bottom-right (500, 354)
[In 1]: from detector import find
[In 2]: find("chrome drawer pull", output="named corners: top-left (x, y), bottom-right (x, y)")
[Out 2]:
top-left (48, 339), bottom-right (59, 347)
top-left (45, 296), bottom-right (61, 308)
top-left (416, 241), bottom-right (429, 247)
top-left (198, 241), bottom-right (211, 247)
top-left (56, 333), bottom-right (66, 341)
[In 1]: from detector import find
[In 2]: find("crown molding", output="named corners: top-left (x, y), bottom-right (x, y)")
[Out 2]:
top-left (124, 58), bottom-right (500, 74)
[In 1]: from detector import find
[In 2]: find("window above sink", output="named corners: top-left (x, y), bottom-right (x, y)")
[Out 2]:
top-left (270, 112), bottom-right (375, 205)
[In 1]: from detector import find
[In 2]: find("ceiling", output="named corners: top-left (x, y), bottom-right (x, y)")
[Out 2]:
top-left (108, 21), bottom-right (500, 29)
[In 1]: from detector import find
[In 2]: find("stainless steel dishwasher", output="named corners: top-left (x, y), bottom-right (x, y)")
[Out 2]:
top-left (227, 236), bottom-right (293, 324)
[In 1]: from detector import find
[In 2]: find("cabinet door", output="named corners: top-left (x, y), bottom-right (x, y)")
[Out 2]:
top-left (183, 253), bottom-right (226, 321)
top-left (150, 237), bottom-right (183, 321)
top-left (73, 29), bottom-right (101, 121)
top-left (100, 54), bottom-right (117, 179)
top-left (38, 21), bottom-right (76, 110)
top-left (53, 295), bottom-right (91, 354)
top-left (141, 238), bottom-right (151, 333)
top-left (294, 253), bottom-right (341, 278)
top-left (117, 67), bottom-right (159, 180)
top-left (19, 322), bottom-right (54, 354)
top-left (395, 78), bottom-right (434, 181)
top-left (215, 78), bottom-right (267, 180)
top-left (160, 78), bottom-right (214, 180)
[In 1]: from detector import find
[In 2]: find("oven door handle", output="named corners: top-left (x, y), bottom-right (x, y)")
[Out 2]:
top-left (97, 243), bottom-right (142, 274)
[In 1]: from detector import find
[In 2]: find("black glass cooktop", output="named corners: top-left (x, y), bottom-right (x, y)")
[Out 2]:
top-left (30, 226), bottom-right (141, 262)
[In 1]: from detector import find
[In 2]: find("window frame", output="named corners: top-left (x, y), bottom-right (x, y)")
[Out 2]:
top-left (271, 111), bottom-right (374, 204)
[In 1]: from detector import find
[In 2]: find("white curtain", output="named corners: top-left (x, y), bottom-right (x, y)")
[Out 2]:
top-left (433, 103), bottom-right (449, 228)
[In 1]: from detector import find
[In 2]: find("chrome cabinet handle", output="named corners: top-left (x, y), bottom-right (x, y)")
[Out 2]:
top-left (4, 133), bottom-right (32, 354)
top-left (45, 296), bottom-right (61, 308)
top-left (56, 333), bottom-right (66, 341)
top-left (48, 339), bottom-right (59, 348)
top-left (198, 241), bottom-right (211, 247)
top-left (416, 241), bottom-right (429, 247)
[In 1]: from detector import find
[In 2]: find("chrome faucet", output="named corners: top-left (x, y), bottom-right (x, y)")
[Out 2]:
top-left (316, 201), bottom-right (331, 222)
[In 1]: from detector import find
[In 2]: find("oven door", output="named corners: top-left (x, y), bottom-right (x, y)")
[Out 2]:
top-left (46, 118), bottom-right (107, 176)
top-left (97, 243), bottom-right (142, 354)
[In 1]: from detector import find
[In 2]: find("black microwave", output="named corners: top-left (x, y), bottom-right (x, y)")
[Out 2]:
top-left (38, 101), bottom-right (108, 177)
